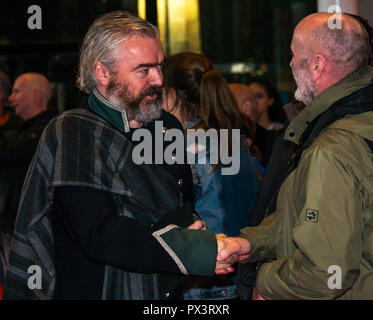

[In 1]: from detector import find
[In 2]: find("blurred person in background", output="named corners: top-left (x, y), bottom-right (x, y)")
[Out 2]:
top-left (229, 83), bottom-right (264, 179)
top-left (163, 52), bottom-right (259, 300)
top-left (0, 72), bottom-right (56, 234)
top-left (248, 79), bottom-right (287, 167)
top-left (0, 71), bottom-right (22, 137)
top-left (0, 72), bottom-right (55, 292)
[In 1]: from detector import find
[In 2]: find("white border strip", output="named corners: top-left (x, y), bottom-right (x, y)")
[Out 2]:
top-left (152, 224), bottom-right (189, 275)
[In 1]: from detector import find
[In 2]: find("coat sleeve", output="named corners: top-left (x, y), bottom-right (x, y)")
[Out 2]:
top-left (256, 145), bottom-right (363, 299)
top-left (239, 213), bottom-right (277, 263)
top-left (54, 186), bottom-right (217, 276)
top-left (192, 161), bottom-right (225, 234)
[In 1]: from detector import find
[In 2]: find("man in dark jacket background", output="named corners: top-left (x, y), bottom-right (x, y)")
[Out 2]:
top-left (0, 72), bottom-right (56, 235)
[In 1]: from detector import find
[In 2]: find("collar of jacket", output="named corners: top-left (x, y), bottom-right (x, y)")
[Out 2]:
top-left (88, 88), bottom-right (130, 133)
top-left (285, 65), bottom-right (373, 145)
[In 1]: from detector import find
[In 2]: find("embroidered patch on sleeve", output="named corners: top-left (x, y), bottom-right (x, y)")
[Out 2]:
top-left (305, 209), bottom-right (319, 223)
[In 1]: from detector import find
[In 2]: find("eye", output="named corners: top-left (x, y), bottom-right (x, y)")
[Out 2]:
top-left (138, 68), bottom-right (149, 76)
top-left (256, 93), bottom-right (264, 99)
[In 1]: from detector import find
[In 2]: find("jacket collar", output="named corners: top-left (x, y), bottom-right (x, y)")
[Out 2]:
top-left (88, 88), bottom-right (130, 133)
top-left (285, 65), bottom-right (373, 145)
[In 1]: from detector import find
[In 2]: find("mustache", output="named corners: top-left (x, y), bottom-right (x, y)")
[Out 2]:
top-left (126, 86), bottom-right (162, 112)
top-left (141, 85), bottom-right (162, 99)
top-left (129, 86), bottom-right (162, 107)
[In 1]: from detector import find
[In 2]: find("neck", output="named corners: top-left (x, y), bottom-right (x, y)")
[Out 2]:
top-left (257, 111), bottom-right (272, 129)
top-left (95, 87), bottom-right (143, 129)
top-left (129, 119), bottom-right (143, 128)
top-left (24, 107), bottom-right (46, 121)
top-left (91, 88), bottom-right (131, 133)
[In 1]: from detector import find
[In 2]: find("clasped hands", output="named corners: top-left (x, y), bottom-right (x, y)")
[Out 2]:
top-left (188, 220), bottom-right (251, 275)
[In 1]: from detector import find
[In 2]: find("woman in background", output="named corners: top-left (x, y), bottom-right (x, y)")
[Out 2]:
top-left (248, 79), bottom-right (287, 167)
top-left (162, 52), bottom-right (259, 300)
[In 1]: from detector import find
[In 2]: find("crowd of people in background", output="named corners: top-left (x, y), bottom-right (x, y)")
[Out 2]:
top-left (0, 9), bottom-right (373, 300)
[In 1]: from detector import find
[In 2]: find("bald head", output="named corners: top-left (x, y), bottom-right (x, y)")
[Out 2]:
top-left (229, 83), bottom-right (258, 121)
top-left (290, 13), bottom-right (371, 105)
top-left (9, 73), bottom-right (52, 120)
top-left (295, 13), bottom-right (370, 70)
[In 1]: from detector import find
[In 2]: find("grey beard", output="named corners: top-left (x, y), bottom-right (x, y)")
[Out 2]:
top-left (108, 95), bottom-right (162, 124)
top-left (295, 88), bottom-right (315, 105)
top-left (130, 99), bottom-right (162, 123)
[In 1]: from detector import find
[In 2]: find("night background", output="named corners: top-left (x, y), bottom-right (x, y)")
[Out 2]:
top-left (0, 0), bottom-right (371, 112)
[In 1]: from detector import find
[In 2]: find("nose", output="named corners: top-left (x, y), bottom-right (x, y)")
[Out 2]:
top-left (149, 67), bottom-right (163, 87)
top-left (290, 54), bottom-right (296, 69)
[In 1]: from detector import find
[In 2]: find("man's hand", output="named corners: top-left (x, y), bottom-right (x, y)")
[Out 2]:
top-left (215, 234), bottom-right (251, 274)
top-left (187, 220), bottom-right (207, 230)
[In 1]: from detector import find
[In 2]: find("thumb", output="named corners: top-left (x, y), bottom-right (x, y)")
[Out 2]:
top-left (188, 220), bottom-right (203, 230)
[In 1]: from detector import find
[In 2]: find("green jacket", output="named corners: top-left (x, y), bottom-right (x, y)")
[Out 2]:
top-left (240, 66), bottom-right (373, 300)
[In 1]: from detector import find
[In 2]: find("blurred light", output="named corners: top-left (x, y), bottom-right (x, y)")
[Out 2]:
top-left (157, 0), bottom-right (201, 55)
top-left (138, 0), bottom-right (146, 20)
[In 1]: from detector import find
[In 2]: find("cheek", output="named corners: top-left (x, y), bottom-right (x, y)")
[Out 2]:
top-left (257, 100), bottom-right (267, 113)
top-left (132, 80), bottom-right (149, 96)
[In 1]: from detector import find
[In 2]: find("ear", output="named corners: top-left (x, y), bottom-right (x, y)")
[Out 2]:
top-left (94, 61), bottom-right (111, 87)
top-left (311, 54), bottom-right (326, 82)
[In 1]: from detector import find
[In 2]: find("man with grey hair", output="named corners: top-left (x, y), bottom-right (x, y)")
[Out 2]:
top-left (4, 11), bottom-right (238, 300)
top-left (218, 12), bottom-right (373, 299)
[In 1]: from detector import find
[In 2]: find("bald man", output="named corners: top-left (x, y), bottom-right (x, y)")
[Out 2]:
top-left (229, 83), bottom-right (258, 121)
top-left (9, 73), bottom-right (52, 121)
top-left (219, 13), bottom-right (373, 299)
top-left (0, 73), bottom-right (56, 235)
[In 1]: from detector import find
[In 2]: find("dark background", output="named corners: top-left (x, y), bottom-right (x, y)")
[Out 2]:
top-left (0, 0), bottom-right (318, 111)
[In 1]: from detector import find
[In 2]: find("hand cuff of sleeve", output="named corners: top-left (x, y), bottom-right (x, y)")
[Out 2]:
top-left (152, 224), bottom-right (217, 276)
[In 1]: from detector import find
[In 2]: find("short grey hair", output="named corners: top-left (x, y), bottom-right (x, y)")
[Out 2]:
top-left (0, 71), bottom-right (11, 101)
top-left (312, 17), bottom-right (371, 74)
top-left (77, 11), bottom-right (159, 93)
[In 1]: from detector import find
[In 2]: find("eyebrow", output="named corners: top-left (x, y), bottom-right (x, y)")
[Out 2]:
top-left (133, 60), bottom-right (164, 71)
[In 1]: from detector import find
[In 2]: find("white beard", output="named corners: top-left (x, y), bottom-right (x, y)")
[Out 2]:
top-left (293, 68), bottom-right (315, 105)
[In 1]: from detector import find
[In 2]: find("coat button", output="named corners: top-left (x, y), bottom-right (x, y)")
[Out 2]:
top-left (162, 127), bottom-right (167, 134)
top-left (164, 292), bottom-right (170, 298)
top-left (172, 153), bottom-right (177, 160)
top-left (178, 179), bottom-right (183, 186)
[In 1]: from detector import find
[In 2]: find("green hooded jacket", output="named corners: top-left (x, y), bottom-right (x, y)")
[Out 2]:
top-left (240, 66), bottom-right (373, 300)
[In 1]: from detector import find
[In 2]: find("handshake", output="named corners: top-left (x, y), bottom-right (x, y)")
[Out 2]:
top-left (188, 220), bottom-right (251, 275)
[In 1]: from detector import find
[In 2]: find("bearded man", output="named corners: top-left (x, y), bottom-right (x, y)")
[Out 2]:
top-left (3, 11), bottom-right (237, 300)
top-left (220, 12), bottom-right (373, 299)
